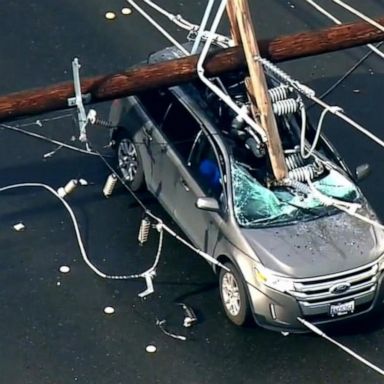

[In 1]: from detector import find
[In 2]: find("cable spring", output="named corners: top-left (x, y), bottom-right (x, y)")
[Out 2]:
top-left (285, 153), bottom-right (306, 171)
top-left (268, 85), bottom-right (290, 103)
top-left (257, 56), bottom-right (295, 83)
top-left (87, 109), bottom-right (114, 129)
top-left (103, 174), bottom-right (118, 198)
top-left (273, 98), bottom-right (299, 116)
top-left (138, 216), bottom-right (151, 245)
top-left (285, 179), bottom-right (311, 194)
top-left (288, 164), bottom-right (320, 182)
top-left (92, 117), bottom-right (115, 129)
top-left (256, 56), bottom-right (316, 98)
top-left (57, 179), bottom-right (78, 198)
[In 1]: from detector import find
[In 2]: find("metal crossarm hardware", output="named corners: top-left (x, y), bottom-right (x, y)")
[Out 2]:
top-left (68, 58), bottom-right (92, 145)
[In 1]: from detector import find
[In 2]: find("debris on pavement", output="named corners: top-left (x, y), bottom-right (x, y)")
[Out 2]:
top-left (43, 144), bottom-right (64, 158)
top-left (146, 345), bottom-right (157, 353)
top-left (79, 179), bottom-right (88, 186)
top-left (138, 217), bottom-right (151, 245)
top-left (156, 319), bottom-right (187, 341)
top-left (57, 179), bottom-right (78, 198)
top-left (122, 8), bottom-right (132, 15)
top-left (103, 174), bottom-right (118, 197)
top-left (105, 12), bottom-right (116, 20)
top-left (13, 222), bottom-right (25, 231)
top-left (178, 303), bottom-right (198, 328)
top-left (104, 306), bottom-right (115, 315)
top-left (59, 265), bottom-right (71, 274)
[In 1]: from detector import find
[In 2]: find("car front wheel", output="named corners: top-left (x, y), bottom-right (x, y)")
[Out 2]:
top-left (219, 262), bottom-right (251, 326)
top-left (117, 134), bottom-right (145, 192)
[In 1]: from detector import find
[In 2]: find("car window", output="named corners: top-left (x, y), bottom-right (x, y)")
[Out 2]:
top-left (188, 133), bottom-right (224, 201)
top-left (138, 90), bottom-right (171, 126)
top-left (161, 98), bottom-right (202, 162)
top-left (232, 161), bottom-right (360, 228)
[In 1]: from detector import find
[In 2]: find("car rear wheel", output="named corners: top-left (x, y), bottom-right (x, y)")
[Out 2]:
top-left (116, 132), bottom-right (145, 192)
top-left (219, 262), bottom-right (251, 326)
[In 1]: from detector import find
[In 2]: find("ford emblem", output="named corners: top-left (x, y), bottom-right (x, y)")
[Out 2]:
top-left (330, 282), bottom-right (351, 294)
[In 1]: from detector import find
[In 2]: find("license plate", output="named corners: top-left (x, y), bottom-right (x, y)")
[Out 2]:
top-left (329, 300), bottom-right (355, 317)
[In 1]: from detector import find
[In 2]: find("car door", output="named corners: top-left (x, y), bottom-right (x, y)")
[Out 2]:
top-left (173, 130), bottom-right (227, 255)
top-left (139, 87), bottom-right (226, 255)
top-left (139, 88), bottom-right (203, 215)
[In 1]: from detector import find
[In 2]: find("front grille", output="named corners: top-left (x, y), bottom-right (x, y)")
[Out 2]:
top-left (290, 262), bottom-right (379, 316)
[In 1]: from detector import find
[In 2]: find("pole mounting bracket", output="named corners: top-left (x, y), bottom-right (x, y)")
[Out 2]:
top-left (68, 58), bottom-right (92, 144)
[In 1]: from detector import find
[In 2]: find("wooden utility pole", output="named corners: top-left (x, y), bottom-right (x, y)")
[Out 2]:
top-left (0, 17), bottom-right (384, 123)
top-left (227, 0), bottom-right (288, 180)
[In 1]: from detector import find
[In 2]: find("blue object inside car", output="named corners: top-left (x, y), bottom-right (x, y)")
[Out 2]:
top-left (199, 159), bottom-right (221, 190)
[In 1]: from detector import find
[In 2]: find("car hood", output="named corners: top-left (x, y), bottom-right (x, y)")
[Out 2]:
top-left (242, 212), bottom-right (384, 278)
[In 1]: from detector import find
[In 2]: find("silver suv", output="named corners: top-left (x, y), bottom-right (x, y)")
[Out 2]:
top-left (109, 47), bottom-right (384, 332)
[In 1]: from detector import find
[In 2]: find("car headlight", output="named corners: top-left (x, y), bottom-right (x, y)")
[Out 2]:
top-left (254, 264), bottom-right (295, 293)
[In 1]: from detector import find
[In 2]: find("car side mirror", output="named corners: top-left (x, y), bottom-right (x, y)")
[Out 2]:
top-left (196, 197), bottom-right (220, 213)
top-left (355, 163), bottom-right (370, 182)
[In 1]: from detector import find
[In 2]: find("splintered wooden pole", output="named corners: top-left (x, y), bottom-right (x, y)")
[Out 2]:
top-left (227, 1), bottom-right (258, 121)
top-left (228, 0), bottom-right (288, 180)
top-left (227, 2), bottom-right (241, 43)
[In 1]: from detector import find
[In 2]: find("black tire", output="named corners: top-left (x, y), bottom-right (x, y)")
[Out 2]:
top-left (219, 262), bottom-right (251, 326)
top-left (116, 130), bottom-right (145, 192)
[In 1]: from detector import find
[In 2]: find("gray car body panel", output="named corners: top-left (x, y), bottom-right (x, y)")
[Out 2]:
top-left (243, 211), bottom-right (384, 278)
top-left (109, 45), bottom-right (384, 331)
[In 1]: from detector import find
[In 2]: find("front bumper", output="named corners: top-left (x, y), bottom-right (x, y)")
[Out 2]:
top-left (247, 271), bottom-right (384, 333)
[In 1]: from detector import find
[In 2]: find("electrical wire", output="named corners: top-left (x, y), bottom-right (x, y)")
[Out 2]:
top-left (304, 0), bottom-right (384, 59)
top-left (331, 0), bottom-right (384, 33)
top-left (17, 113), bottom-right (74, 127)
top-left (302, 0), bottom-right (384, 107)
top-left (0, 182), bottom-right (164, 280)
top-left (91, 145), bottom-right (229, 271)
top-left (257, 56), bottom-right (384, 151)
top-left (195, 0), bottom-right (268, 143)
top-left (0, 118), bottom-right (104, 157)
top-left (308, 45), bottom-right (379, 108)
top-left (0, 117), bottom-right (204, 151)
top-left (136, 0), bottom-right (231, 47)
top-left (301, 105), bottom-right (343, 158)
top-left (140, 0), bottom-right (196, 30)
top-left (191, 0), bottom-right (216, 54)
top-left (128, 0), bottom-right (190, 56)
top-left (306, 176), bottom-right (384, 231)
top-left (298, 317), bottom-right (384, 376)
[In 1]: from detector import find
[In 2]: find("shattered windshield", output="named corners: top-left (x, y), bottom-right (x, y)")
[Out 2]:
top-left (231, 161), bottom-right (360, 228)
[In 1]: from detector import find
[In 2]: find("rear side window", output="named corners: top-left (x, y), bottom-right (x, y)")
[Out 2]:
top-left (161, 98), bottom-right (202, 162)
top-left (138, 90), bottom-right (171, 125)
top-left (139, 90), bottom-right (202, 163)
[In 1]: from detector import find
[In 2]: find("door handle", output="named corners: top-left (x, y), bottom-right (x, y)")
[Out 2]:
top-left (180, 178), bottom-right (190, 192)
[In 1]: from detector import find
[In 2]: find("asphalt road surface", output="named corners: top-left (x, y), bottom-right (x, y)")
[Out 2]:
top-left (1, 1), bottom-right (384, 383)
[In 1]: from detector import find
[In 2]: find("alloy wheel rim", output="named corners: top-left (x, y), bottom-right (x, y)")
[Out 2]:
top-left (222, 272), bottom-right (241, 317)
top-left (118, 139), bottom-right (138, 182)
